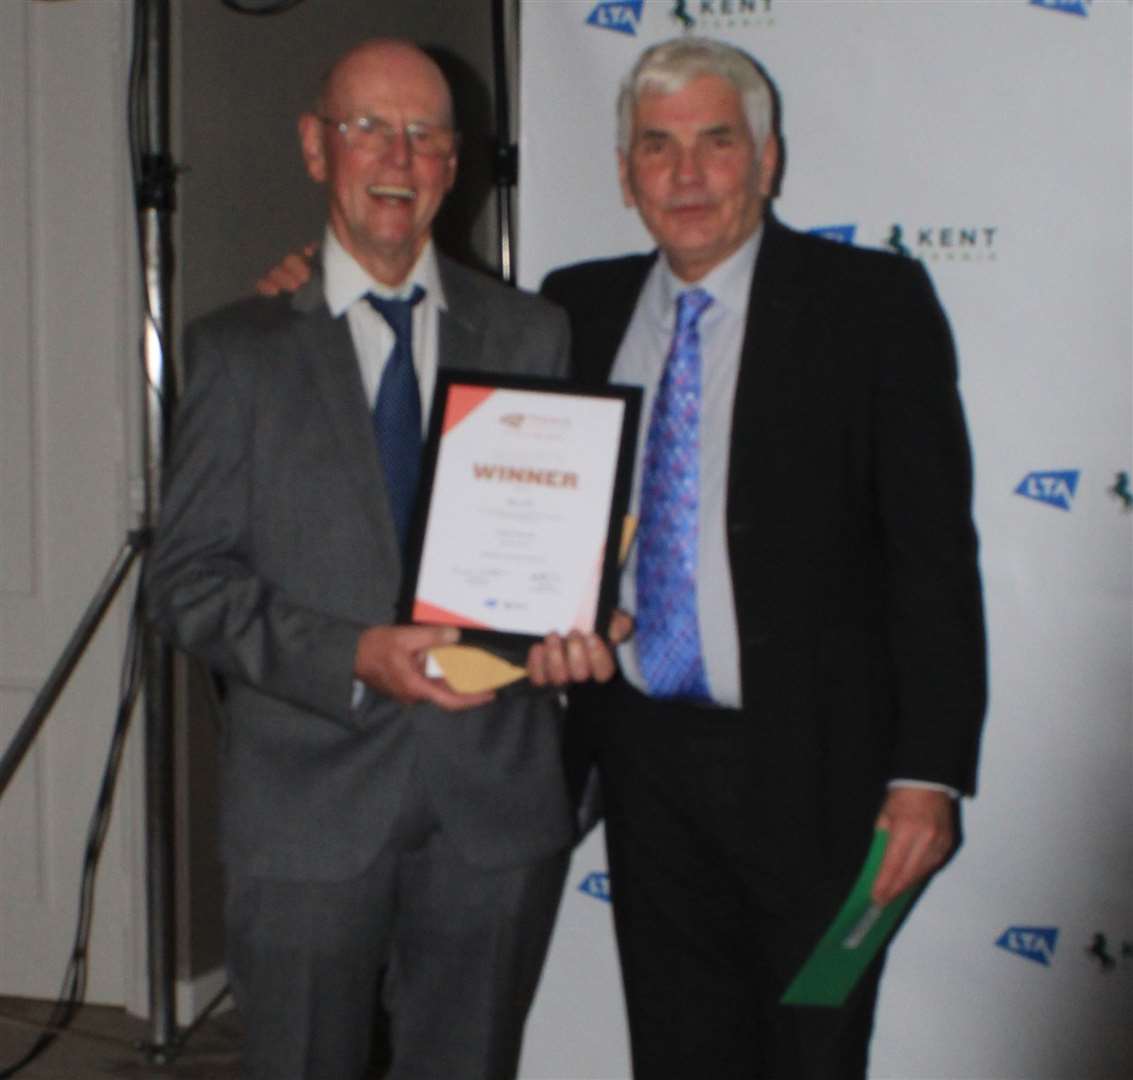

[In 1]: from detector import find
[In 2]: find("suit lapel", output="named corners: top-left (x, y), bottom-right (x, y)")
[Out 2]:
top-left (291, 279), bottom-right (400, 560)
top-left (437, 304), bottom-right (487, 375)
top-left (583, 257), bottom-right (654, 387)
top-left (728, 218), bottom-right (810, 500)
top-left (436, 256), bottom-right (489, 377)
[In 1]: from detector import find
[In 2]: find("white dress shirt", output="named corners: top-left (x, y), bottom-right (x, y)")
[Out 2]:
top-left (322, 229), bottom-right (446, 708)
top-left (321, 227), bottom-right (447, 426)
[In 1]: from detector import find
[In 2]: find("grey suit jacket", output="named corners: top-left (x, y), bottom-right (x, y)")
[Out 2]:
top-left (145, 254), bottom-right (575, 881)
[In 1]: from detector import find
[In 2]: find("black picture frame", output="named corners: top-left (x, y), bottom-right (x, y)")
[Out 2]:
top-left (397, 369), bottom-right (641, 655)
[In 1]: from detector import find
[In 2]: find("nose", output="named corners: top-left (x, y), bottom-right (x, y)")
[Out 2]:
top-left (380, 125), bottom-right (412, 167)
top-left (672, 142), bottom-right (704, 186)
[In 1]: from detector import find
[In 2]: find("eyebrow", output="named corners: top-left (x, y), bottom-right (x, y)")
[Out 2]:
top-left (701, 123), bottom-right (740, 137)
top-left (634, 122), bottom-right (743, 142)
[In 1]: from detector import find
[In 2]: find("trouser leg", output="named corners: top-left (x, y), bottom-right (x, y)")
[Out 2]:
top-left (225, 754), bottom-right (568, 1080)
top-left (599, 690), bottom-right (883, 1080)
top-left (385, 838), bottom-right (569, 1080)
top-left (224, 856), bottom-right (398, 1080)
top-left (387, 838), bottom-right (571, 1078)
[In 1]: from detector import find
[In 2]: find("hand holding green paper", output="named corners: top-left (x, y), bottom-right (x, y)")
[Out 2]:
top-left (780, 830), bottom-right (919, 1008)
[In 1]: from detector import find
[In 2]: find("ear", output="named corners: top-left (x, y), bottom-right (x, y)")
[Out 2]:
top-left (441, 145), bottom-right (459, 196)
top-left (617, 150), bottom-right (636, 210)
top-left (298, 113), bottom-right (328, 183)
top-left (756, 133), bottom-right (779, 199)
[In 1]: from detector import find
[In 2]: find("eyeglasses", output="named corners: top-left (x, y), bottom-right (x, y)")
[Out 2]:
top-left (319, 115), bottom-right (458, 159)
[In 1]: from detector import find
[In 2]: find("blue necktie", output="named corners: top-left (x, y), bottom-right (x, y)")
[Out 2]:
top-left (368, 286), bottom-right (425, 552)
top-left (635, 288), bottom-right (713, 701)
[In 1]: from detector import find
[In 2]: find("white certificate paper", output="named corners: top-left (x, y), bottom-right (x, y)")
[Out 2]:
top-left (406, 376), bottom-right (638, 640)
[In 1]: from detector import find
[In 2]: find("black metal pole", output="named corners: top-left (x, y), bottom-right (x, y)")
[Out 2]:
top-left (136, 0), bottom-right (179, 1062)
top-left (0, 537), bottom-right (144, 800)
top-left (491, 0), bottom-right (518, 283)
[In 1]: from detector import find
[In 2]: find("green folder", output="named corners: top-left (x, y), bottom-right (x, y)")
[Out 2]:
top-left (780, 829), bottom-right (917, 1007)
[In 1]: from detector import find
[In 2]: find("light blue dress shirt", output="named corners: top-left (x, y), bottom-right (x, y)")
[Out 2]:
top-left (613, 230), bottom-right (762, 708)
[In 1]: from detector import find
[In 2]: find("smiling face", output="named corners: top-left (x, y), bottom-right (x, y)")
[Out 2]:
top-left (298, 41), bottom-right (457, 286)
top-left (619, 73), bottom-right (778, 283)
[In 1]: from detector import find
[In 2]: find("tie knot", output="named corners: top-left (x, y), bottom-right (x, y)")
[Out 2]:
top-left (367, 284), bottom-right (426, 339)
top-left (675, 288), bottom-right (713, 332)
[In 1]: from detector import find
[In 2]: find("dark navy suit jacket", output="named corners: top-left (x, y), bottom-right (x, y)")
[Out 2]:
top-left (543, 217), bottom-right (987, 876)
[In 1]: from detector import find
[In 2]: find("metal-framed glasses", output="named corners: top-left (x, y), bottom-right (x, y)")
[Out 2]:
top-left (319, 115), bottom-right (458, 159)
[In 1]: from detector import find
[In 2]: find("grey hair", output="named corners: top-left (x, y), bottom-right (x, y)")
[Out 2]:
top-left (616, 37), bottom-right (774, 153)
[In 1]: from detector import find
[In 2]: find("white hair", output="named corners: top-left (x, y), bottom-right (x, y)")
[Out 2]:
top-left (616, 37), bottom-right (774, 152)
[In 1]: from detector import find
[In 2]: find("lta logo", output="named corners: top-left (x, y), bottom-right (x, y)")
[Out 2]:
top-left (808, 224), bottom-right (856, 246)
top-left (1030, 0), bottom-right (1091, 16)
top-left (996, 926), bottom-right (1058, 967)
top-left (1015, 470), bottom-right (1080, 511)
top-left (586, 0), bottom-right (643, 36)
top-left (578, 871), bottom-right (612, 902)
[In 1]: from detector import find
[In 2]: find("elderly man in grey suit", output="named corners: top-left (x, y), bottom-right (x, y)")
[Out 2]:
top-left (145, 39), bottom-right (615, 1080)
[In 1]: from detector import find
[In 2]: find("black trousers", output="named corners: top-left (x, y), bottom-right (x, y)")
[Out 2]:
top-left (596, 681), bottom-right (885, 1080)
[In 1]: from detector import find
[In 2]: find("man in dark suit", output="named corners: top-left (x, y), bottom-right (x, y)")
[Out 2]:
top-left (145, 39), bottom-right (616, 1080)
top-left (534, 37), bottom-right (987, 1079)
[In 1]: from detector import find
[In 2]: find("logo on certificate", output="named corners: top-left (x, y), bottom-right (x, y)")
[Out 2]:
top-left (498, 413), bottom-right (571, 437)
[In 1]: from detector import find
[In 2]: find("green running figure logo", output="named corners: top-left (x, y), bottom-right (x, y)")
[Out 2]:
top-left (1109, 471), bottom-right (1132, 511)
top-left (885, 224), bottom-right (911, 258)
top-left (672, 1), bottom-right (694, 29)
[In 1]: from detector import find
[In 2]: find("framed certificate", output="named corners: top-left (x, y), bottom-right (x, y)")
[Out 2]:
top-left (398, 370), bottom-right (641, 650)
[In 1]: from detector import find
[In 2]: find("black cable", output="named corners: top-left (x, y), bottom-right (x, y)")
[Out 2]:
top-left (0, 580), bottom-right (147, 1078)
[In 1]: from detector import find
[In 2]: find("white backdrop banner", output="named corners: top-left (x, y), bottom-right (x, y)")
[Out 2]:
top-left (515, 2), bottom-right (1132, 1078)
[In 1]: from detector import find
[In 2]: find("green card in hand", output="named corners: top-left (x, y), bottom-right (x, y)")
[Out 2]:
top-left (780, 829), bottom-right (917, 1008)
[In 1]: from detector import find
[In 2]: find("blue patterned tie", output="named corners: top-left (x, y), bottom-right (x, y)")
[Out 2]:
top-left (635, 288), bottom-right (713, 700)
top-left (368, 286), bottom-right (425, 553)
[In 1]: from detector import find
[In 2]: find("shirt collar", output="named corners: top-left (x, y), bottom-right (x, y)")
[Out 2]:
top-left (652, 224), bottom-right (763, 326)
top-left (321, 227), bottom-right (447, 316)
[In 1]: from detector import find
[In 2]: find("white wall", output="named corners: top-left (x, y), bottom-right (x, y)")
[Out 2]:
top-left (0, 0), bottom-right (148, 1011)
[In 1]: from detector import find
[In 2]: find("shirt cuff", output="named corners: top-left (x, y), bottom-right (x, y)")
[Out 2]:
top-left (887, 778), bottom-right (961, 799)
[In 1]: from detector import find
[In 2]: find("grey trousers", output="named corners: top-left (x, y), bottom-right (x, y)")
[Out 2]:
top-left (224, 773), bottom-right (569, 1080)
